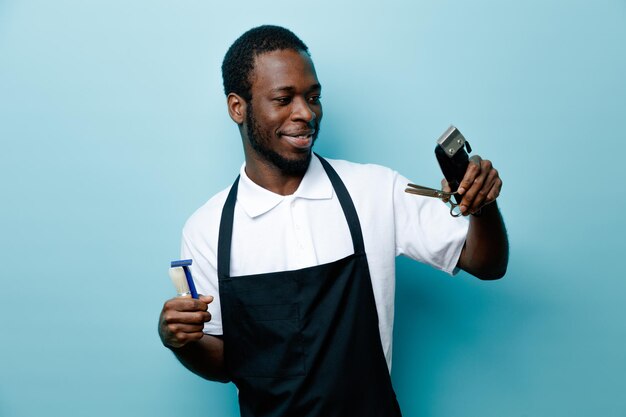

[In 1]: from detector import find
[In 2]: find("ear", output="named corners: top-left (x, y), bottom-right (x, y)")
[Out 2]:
top-left (227, 93), bottom-right (246, 125)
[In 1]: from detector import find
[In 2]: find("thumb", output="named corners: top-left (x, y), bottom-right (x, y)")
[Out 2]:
top-left (441, 178), bottom-right (451, 193)
top-left (440, 179), bottom-right (451, 202)
top-left (198, 294), bottom-right (214, 304)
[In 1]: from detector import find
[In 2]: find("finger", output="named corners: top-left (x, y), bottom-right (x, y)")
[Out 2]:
top-left (180, 331), bottom-right (205, 342)
top-left (169, 330), bottom-right (205, 347)
top-left (441, 178), bottom-right (451, 193)
top-left (457, 155), bottom-right (482, 195)
top-left (469, 180), bottom-right (499, 215)
top-left (166, 323), bottom-right (206, 334)
top-left (469, 154), bottom-right (482, 165)
top-left (469, 166), bottom-right (499, 212)
top-left (474, 164), bottom-right (502, 210)
top-left (165, 297), bottom-right (209, 312)
top-left (485, 177), bottom-right (502, 202)
top-left (440, 178), bottom-right (451, 202)
top-left (162, 310), bottom-right (212, 326)
top-left (460, 159), bottom-right (491, 214)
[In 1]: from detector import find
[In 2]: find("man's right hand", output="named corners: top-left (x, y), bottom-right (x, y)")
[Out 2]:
top-left (158, 295), bottom-right (214, 349)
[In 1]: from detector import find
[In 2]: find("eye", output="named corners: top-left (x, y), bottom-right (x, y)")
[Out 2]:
top-left (274, 96), bottom-right (291, 105)
top-left (308, 95), bottom-right (322, 104)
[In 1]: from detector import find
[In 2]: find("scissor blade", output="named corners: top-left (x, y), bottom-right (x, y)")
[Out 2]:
top-left (404, 187), bottom-right (441, 198)
top-left (405, 183), bottom-right (455, 199)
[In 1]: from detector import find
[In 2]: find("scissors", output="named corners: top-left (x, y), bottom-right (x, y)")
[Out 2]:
top-left (405, 183), bottom-right (463, 217)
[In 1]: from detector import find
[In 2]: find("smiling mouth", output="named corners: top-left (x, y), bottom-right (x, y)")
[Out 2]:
top-left (280, 131), bottom-right (315, 150)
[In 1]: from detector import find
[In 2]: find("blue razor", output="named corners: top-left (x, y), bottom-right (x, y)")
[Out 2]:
top-left (170, 259), bottom-right (198, 299)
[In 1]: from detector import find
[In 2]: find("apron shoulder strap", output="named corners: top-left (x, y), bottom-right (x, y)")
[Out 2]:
top-left (315, 154), bottom-right (366, 256)
top-left (217, 176), bottom-right (239, 279)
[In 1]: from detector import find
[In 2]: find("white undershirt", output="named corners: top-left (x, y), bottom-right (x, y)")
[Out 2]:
top-left (181, 155), bottom-right (469, 370)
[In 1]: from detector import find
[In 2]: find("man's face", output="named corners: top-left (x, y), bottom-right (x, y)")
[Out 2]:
top-left (244, 49), bottom-right (322, 175)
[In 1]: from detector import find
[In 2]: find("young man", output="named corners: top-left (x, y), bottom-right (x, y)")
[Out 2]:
top-left (159, 25), bottom-right (508, 417)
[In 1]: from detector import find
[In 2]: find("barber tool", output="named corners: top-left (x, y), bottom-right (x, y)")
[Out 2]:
top-left (404, 125), bottom-right (475, 217)
top-left (168, 259), bottom-right (198, 299)
top-left (434, 125), bottom-right (472, 204)
top-left (405, 183), bottom-right (463, 217)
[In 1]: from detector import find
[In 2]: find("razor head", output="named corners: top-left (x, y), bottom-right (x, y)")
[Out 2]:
top-left (171, 259), bottom-right (193, 268)
top-left (170, 259), bottom-right (198, 299)
top-left (437, 126), bottom-right (469, 158)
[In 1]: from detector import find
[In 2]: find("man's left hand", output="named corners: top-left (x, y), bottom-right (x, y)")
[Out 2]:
top-left (442, 155), bottom-right (502, 216)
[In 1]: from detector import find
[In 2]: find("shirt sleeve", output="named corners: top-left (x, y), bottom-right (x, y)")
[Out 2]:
top-left (393, 171), bottom-right (469, 275)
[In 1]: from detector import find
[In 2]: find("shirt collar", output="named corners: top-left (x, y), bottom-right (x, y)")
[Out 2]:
top-left (237, 154), bottom-right (334, 218)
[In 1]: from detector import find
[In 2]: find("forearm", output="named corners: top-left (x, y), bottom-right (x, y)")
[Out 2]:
top-left (169, 334), bottom-right (230, 383)
top-left (458, 201), bottom-right (509, 280)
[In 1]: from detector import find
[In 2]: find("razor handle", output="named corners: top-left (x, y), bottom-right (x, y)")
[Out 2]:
top-left (435, 126), bottom-right (472, 204)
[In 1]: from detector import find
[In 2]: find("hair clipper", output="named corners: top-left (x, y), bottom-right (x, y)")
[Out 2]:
top-left (435, 126), bottom-right (472, 204)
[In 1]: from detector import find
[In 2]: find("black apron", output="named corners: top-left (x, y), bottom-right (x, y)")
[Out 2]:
top-left (217, 155), bottom-right (402, 417)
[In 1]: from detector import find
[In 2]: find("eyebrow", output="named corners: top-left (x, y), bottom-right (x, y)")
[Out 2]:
top-left (270, 83), bottom-right (322, 94)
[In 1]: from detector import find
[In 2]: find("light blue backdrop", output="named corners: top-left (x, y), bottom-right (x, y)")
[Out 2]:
top-left (1, 1), bottom-right (625, 416)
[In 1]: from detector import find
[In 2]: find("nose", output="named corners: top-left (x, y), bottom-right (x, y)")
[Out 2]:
top-left (291, 97), bottom-right (316, 122)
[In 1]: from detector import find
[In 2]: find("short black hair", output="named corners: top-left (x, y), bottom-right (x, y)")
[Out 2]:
top-left (221, 25), bottom-right (309, 101)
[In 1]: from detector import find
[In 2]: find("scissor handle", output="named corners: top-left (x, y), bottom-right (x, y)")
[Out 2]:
top-left (449, 202), bottom-right (463, 217)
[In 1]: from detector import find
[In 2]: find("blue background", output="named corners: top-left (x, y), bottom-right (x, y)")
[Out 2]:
top-left (1, 1), bottom-right (625, 416)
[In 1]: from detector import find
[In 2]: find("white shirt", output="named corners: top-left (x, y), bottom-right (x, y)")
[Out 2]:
top-left (181, 155), bottom-right (469, 370)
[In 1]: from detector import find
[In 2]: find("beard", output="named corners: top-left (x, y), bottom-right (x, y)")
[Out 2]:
top-left (245, 103), bottom-right (320, 176)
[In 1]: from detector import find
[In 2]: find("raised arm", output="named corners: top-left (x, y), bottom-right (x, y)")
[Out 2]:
top-left (450, 156), bottom-right (509, 280)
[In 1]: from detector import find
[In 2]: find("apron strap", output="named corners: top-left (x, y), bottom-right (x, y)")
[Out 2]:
top-left (315, 154), bottom-right (366, 256)
top-left (217, 175), bottom-right (239, 279)
top-left (217, 155), bottom-right (366, 279)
